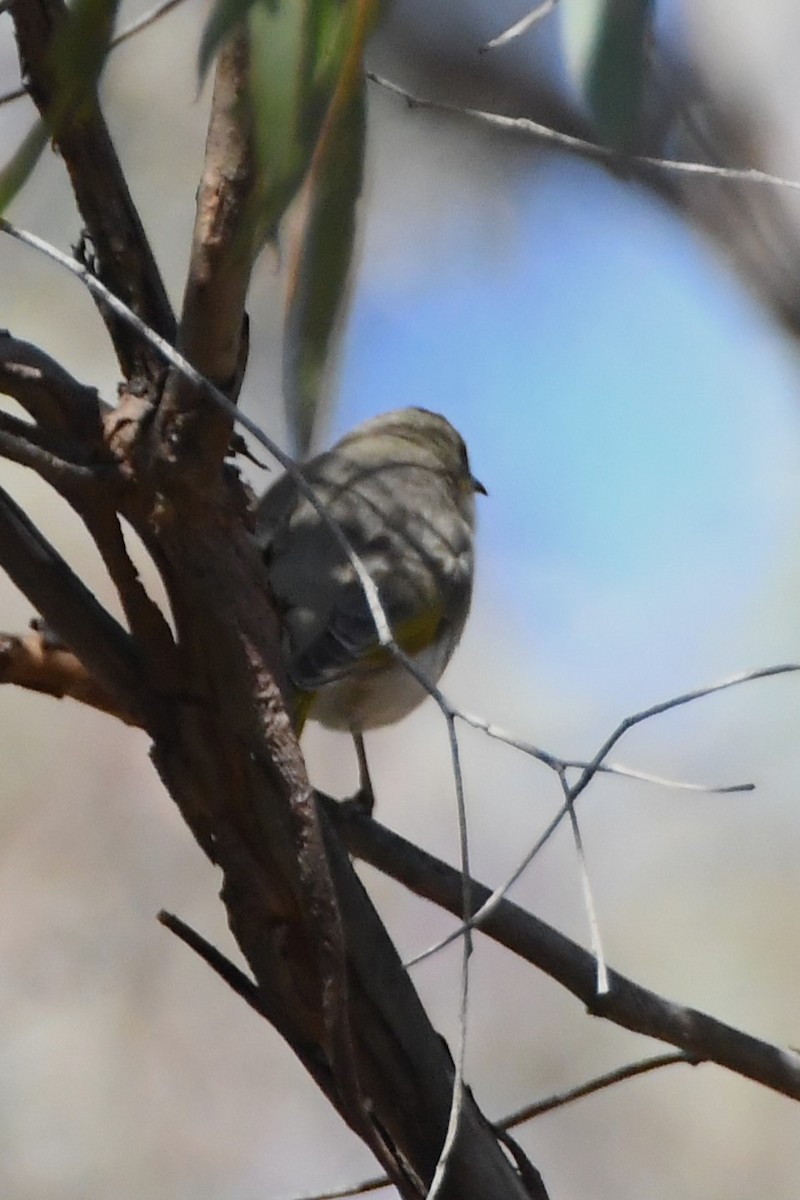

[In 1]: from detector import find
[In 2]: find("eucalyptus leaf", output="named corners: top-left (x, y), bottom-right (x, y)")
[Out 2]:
top-left (563, 0), bottom-right (654, 151)
top-left (0, 121), bottom-right (49, 214)
top-left (198, 0), bottom-right (260, 85)
top-left (49, 0), bottom-right (120, 121)
top-left (283, 79), bottom-right (366, 456)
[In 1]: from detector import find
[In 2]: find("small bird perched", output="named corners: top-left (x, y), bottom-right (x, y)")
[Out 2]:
top-left (255, 407), bottom-right (485, 810)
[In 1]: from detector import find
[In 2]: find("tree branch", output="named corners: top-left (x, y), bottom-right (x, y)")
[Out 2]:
top-left (0, 484), bottom-right (148, 724)
top-left (10, 0), bottom-right (176, 381)
top-left (0, 329), bottom-right (105, 440)
top-left (0, 626), bottom-right (140, 723)
top-left (328, 800), bottom-right (800, 1103)
top-left (155, 28), bottom-right (258, 484)
top-left (0, 409), bottom-right (102, 492)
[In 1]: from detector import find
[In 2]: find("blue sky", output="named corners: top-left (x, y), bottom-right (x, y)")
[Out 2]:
top-left (333, 144), bottom-right (800, 700)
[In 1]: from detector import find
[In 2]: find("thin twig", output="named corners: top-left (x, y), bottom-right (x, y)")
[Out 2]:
top-left (405, 798), bottom-right (567, 969)
top-left (0, 628), bottom-right (141, 724)
top-left (564, 761), bottom-right (753, 793)
top-left (566, 664), bottom-right (800, 809)
top-left (368, 73), bottom-right (800, 194)
top-left (501, 1051), bottom-right (697, 1127)
top-left (558, 768), bottom-right (608, 995)
top-left (479, 1), bottom-right (559, 54)
top-left (112, 0), bottom-right (189, 48)
top-left (0, 417), bottom-right (101, 491)
top-left (158, 910), bottom-right (264, 1012)
top-left (277, 1051), bottom-right (697, 1200)
top-left (80, 506), bottom-right (179, 674)
top-left (426, 716), bottom-right (471, 1200)
top-left (287, 1177), bottom-right (390, 1200)
top-left (327, 798), bottom-right (800, 1102)
top-left (456, 707), bottom-right (754, 792)
top-left (413, 664), bottom-right (799, 966)
top-left (0, 330), bottom-right (106, 438)
top-left (0, 0), bottom-right (191, 108)
top-left (0, 483), bottom-right (144, 720)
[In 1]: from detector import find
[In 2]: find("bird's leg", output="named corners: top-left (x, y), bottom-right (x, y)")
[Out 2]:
top-left (350, 730), bottom-right (375, 816)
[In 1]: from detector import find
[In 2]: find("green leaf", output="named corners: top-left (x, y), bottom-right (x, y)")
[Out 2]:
top-left (198, 0), bottom-right (261, 85)
top-left (283, 78), bottom-right (366, 455)
top-left (48, 0), bottom-right (120, 122)
top-left (197, 0), bottom-right (381, 449)
top-left (0, 121), bottom-right (49, 214)
top-left (279, 0), bottom-right (379, 454)
top-left (246, 0), bottom-right (311, 235)
top-left (563, 0), bottom-right (654, 151)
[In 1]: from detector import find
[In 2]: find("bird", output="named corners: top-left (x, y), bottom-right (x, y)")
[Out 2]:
top-left (255, 406), bottom-right (485, 810)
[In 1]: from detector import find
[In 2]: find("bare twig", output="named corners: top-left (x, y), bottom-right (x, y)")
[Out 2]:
top-left (0, 330), bottom-right (106, 439)
top-left (566, 664), bottom-right (800, 807)
top-left (501, 1051), bottom-right (697, 1127)
top-left (0, 484), bottom-right (146, 722)
top-left (79, 506), bottom-right (180, 679)
top-left (112, 0), bottom-right (188, 48)
top-left (456, 708), bottom-right (754, 793)
top-left (425, 713), bottom-right (474, 1200)
top-left (158, 907), bottom-right (344, 1106)
top-left (287, 1177), bottom-right (390, 1200)
top-left (277, 1051), bottom-right (696, 1199)
top-left (493, 1129), bottom-right (549, 1199)
top-left (558, 768), bottom-right (608, 995)
top-left (411, 665), bottom-right (798, 967)
top-left (0, 627), bottom-right (141, 724)
top-left (158, 909), bottom-right (264, 1009)
top-left (0, 409), bottom-right (102, 492)
top-left (368, 73), bottom-right (800, 194)
top-left (479, 1), bottom-right (559, 54)
top-left (404, 798), bottom-right (565, 970)
top-left (329, 799), bottom-right (800, 1102)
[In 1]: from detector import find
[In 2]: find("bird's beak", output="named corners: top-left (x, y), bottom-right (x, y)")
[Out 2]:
top-left (472, 476), bottom-right (488, 496)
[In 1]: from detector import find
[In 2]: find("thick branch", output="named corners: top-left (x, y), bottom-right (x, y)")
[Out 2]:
top-left (329, 801), bottom-right (800, 1103)
top-left (11, 0), bottom-right (176, 381)
top-left (143, 505), bottom-right (533, 1199)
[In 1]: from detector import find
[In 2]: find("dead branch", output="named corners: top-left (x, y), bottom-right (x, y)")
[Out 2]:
top-left (0, 409), bottom-right (101, 492)
top-left (0, 627), bottom-right (141, 723)
top-left (0, 330), bottom-right (106, 439)
top-left (0, 484), bottom-right (147, 723)
top-left (330, 800), bottom-right (800, 1103)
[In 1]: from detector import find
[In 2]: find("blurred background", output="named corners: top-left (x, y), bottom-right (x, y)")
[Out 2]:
top-left (2, 1), bottom-right (800, 1197)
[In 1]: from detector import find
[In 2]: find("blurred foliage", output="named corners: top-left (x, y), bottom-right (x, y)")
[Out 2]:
top-left (0, 119), bottom-right (47, 213)
top-left (47, 0), bottom-right (120, 118)
top-left (200, 0), bottom-right (380, 453)
top-left (563, 0), bottom-right (654, 149)
top-left (0, 0), bottom-right (119, 211)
